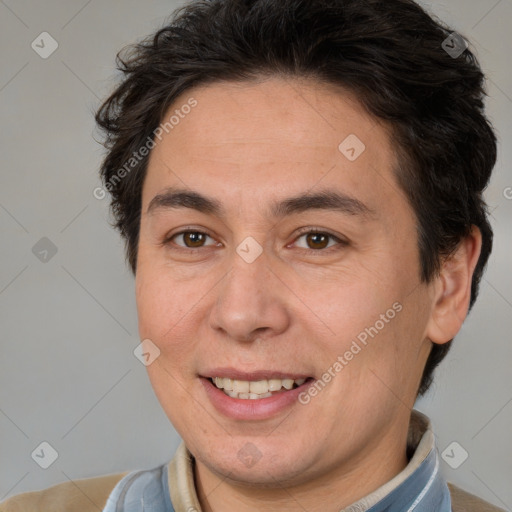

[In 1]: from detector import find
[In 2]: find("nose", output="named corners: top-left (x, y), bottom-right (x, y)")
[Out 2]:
top-left (208, 247), bottom-right (290, 343)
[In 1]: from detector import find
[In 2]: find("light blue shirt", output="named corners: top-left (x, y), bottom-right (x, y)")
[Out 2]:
top-left (103, 443), bottom-right (451, 511)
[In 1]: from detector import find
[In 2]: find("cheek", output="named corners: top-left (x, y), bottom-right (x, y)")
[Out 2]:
top-left (313, 265), bottom-right (426, 392)
top-left (135, 260), bottom-right (217, 393)
top-left (136, 263), bottom-right (196, 341)
top-left (144, 360), bottom-right (196, 436)
top-left (136, 279), bottom-right (169, 342)
top-left (312, 266), bottom-right (402, 343)
top-left (136, 271), bottom-right (200, 424)
top-left (337, 290), bottom-right (432, 407)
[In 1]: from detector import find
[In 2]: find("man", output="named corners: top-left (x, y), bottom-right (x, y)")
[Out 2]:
top-left (1, 0), bottom-right (503, 510)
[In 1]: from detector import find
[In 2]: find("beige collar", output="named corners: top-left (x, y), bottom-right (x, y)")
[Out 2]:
top-left (167, 409), bottom-right (434, 512)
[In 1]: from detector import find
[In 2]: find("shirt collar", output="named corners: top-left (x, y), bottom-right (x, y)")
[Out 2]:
top-left (167, 409), bottom-right (444, 512)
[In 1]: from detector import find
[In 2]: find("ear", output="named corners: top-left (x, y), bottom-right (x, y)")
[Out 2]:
top-left (425, 226), bottom-right (483, 345)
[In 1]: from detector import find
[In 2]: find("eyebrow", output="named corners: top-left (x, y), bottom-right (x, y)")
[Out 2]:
top-left (146, 186), bottom-right (376, 220)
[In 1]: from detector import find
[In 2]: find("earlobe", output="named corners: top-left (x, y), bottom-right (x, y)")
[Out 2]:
top-left (425, 226), bottom-right (482, 345)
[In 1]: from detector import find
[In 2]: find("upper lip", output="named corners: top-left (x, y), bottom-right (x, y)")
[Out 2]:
top-left (201, 368), bottom-right (313, 381)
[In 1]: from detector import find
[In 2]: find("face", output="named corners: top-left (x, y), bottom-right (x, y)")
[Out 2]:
top-left (135, 77), bottom-right (436, 488)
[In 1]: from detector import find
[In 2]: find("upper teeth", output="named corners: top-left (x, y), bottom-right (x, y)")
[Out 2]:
top-left (212, 377), bottom-right (306, 399)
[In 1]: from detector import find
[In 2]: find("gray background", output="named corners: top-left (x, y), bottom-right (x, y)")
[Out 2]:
top-left (0, 0), bottom-right (510, 509)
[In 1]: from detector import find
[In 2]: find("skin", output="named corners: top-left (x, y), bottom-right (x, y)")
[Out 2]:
top-left (135, 77), bottom-right (481, 512)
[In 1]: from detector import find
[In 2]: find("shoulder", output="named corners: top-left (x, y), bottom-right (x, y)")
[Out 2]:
top-left (449, 482), bottom-right (507, 512)
top-left (0, 472), bottom-right (128, 512)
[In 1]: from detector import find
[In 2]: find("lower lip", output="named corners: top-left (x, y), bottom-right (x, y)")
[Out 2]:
top-left (200, 377), bottom-right (314, 421)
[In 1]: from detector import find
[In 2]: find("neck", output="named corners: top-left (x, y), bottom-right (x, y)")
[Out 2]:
top-left (194, 421), bottom-right (409, 512)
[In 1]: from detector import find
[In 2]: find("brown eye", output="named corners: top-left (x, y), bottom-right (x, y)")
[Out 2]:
top-left (169, 231), bottom-right (216, 249)
top-left (182, 232), bottom-right (206, 247)
top-left (305, 232), bottom-right (330, 250)
top-left (294, 230), bottom-right (344, 251)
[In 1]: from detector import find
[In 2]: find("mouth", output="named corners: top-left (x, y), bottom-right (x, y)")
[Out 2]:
top-left (206, 376), bottom-right (314, 400)
top-left (199, 372), bottom-right (316, 420)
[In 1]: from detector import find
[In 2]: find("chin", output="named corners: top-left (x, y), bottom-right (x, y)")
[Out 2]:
top-left (195, 435), bottom-right (318, 486)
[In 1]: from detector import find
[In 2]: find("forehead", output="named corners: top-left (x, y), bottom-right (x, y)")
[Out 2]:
top-left (142, 77), bottom-right (402, 218)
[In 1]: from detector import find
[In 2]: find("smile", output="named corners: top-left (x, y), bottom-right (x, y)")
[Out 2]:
top-left (209, 377), bottom-right (307, 399)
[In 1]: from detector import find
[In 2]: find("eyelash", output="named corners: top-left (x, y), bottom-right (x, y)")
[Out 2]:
top-left (162, 227), bottom-right (348, 255)
top-left (291, 227), bottom-right (348, 254)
